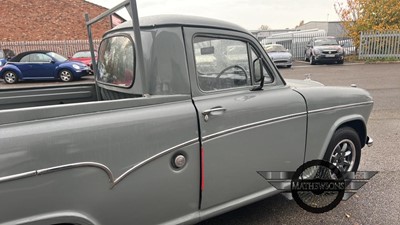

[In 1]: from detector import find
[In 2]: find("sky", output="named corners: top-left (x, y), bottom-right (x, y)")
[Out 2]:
top-left (87, 0), bottom-right (344, 30)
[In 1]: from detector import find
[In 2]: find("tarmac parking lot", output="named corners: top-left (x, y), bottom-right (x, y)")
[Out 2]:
top-left (201, 61), bottom-right (400, 225)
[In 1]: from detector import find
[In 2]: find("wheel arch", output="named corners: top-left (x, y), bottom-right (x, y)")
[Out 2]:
top-left (1, 65), bottom-right (23, 78)
top-left (56, 66), bottom-right (73, 75)
top-left (337, 119), bottom-right (366, 148)
top-left (317, 114), bottom-right (367, 160)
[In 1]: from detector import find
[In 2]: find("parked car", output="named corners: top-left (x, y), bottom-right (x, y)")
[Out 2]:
top-left (0, 50), bottom-right (90, 84)
top-left (0, 1), bottom-right (373, 224)
top-left (0, 49), bottom-right (15, 67)
top-left (304, 36), bottom-right (345, 65)
top-left (70, 50), bottom-right (97, 74)
top-left (263, 44), bottom-right (293, 68)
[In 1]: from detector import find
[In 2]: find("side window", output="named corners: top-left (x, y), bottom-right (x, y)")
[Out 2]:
top-left (32, 53), bottom-right (52, 63)
top-left (97, 36), bottom-right (135, 88)
top-left (250, 47), bottom-right (273, 84)
top-left (20, 55), bottom-right (31, 62)
top-left (193, 37), bottom-right (251, 91)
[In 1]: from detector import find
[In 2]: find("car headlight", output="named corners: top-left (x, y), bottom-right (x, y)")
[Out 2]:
top-left (313, 49), bottom-right (321, 55)
top-left (0, 61), bottom-right (2, 66)
top-left (72, 64), bottom-right (80, 70)
top-left (337, 47), bottom-right (344, 54)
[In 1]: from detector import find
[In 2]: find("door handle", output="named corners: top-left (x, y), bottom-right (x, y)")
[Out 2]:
top-left (202, 106), bottom-right (226, 121)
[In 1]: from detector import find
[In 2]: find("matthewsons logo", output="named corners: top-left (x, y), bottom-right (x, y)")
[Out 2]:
top-left (258, 160), bottom-right (377, 213)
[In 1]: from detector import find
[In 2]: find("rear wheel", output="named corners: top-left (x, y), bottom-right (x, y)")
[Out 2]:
top-left (3, 71), bottom-right (18, 84)
top-left (59, 69), bottom-right (73, 82)
top-left (324, 127), bottom-right (361, 173)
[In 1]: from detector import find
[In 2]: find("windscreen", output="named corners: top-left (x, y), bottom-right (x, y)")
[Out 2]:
top-left (264, 45), bottom-right (287, 52)
top-left (314, 38), bottom-right (339, 46)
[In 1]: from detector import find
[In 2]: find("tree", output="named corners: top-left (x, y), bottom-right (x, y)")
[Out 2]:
top-left (258, 24), bottom-right (270, 30)
top-left (335, 0), bottom-right (400, 49)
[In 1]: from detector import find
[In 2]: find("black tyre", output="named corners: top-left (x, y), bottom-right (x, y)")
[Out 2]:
top-left (287, 65), bottom-right (292, 68)
top-left (337, 59), bottom-right (344, 64)
top-left (304, 53), bottom-right (309, 62)
top-left (59, 69), bottom-right (73, 82)
top-left (3, 71), bottom-right (18, 84)
top-left (324, 127), bottom-right (361, 173)
top-left (310, 56), bottom-right (316, 65)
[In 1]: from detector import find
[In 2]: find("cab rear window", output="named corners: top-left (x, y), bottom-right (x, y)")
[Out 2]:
top-left (97, 35), bottom-right (135, 88)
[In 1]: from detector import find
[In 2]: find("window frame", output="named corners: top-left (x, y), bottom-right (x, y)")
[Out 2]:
top-left (192, 34), bottom-right (276, 93)
top-left (96, 33), bottom-right (136, 89)
top-left (192, 34), bottom-right (255, 93)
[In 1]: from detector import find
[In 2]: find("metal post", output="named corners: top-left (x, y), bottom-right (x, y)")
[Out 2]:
top-left (128, 0), bottom-right (148, 95)
top-left (85, 13), bottom-right (101, 101)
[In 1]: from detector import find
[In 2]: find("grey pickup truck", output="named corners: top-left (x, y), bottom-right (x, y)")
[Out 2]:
top-left (0, 1), bottom-right (373, 224)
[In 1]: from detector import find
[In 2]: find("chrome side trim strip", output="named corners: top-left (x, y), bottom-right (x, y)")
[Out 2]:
top-left (0, 171), bottom-right (37, 183)
top-left (37, 162), bottom-right (115, 183)
top-left (112, 138), bottom-right (199, 187)
top-left (308, 101), bottom-right (374, 114)
top-left (202, 112), bottom-right (307, 142)
top-left (0, 139), bottom-right (199, 189)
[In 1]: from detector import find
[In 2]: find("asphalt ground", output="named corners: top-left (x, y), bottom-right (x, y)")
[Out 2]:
top-left (200, 61), bottom-right (400, 225)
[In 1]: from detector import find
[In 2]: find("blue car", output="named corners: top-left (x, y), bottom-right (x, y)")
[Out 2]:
top-left (0, 51), bottom-right (90, 84)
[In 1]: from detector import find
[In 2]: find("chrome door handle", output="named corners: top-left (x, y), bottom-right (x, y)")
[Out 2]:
top-left (202, 107), bottom-right (226, 121)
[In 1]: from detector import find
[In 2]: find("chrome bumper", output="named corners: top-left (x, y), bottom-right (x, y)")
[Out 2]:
top-left (366, 136), bottom-right (373, 147)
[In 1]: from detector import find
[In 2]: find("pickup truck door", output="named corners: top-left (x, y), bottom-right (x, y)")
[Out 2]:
top-left (184, 27), bottom-right (308, 209)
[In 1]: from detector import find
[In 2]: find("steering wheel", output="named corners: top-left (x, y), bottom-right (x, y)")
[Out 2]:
top-left (216, 65), bottom-right (248, 89)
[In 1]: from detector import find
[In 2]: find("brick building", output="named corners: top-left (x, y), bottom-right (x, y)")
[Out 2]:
top-left (0, 0), bottom-right (124, 41)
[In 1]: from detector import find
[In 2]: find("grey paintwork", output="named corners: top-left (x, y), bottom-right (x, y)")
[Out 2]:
top-left (0, 9), bottom-right (373, 225)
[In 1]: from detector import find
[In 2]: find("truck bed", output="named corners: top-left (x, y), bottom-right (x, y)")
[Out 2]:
top-left (0, 84), bottom-right (98, 110)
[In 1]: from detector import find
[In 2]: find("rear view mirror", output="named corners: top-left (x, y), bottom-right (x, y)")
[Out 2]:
top-left (251, 58), bottom-right (264, 91)
top-left (201, 47), bottom-right (215, 55)
top-left (253, 58), bottom-right (263, 82)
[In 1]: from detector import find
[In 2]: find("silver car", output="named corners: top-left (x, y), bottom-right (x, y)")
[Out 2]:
top-left (264, 44), bottom-right (293, 68)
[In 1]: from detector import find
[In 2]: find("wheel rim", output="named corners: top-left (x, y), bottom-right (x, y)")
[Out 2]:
top-left (329, 139), bottom-right (356, 172)
top-left (60, 70), bottom-right (72, 81)
top-left (4, 72), bottom-right (16, 83)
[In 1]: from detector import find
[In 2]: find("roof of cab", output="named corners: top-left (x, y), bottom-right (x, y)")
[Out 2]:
top-left (110, 14), bottom-right (249, 34)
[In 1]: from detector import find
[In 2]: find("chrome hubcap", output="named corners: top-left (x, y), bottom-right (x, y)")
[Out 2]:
top-left (5, 72), bottom-right (16, 83)
top-left (330, 139), bottom-right (356, 172)
top-left (60, 71), bottom-right (71, 81)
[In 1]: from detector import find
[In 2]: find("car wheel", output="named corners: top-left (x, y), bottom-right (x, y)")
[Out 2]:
top-left (304, 53), bottom-right (309, 62)
top-left (310, 56), bottom-right (316, 65)
top-left (324, 127), bottom-right (361, 173)
top-left (59, 69), bottom-right (73, 82)
top-left (287, 65), bottom-right (292, 68)
top-left (337, 60), bottom-right (344, 64)
top-left (3, 71), bottom-right (18, 84)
